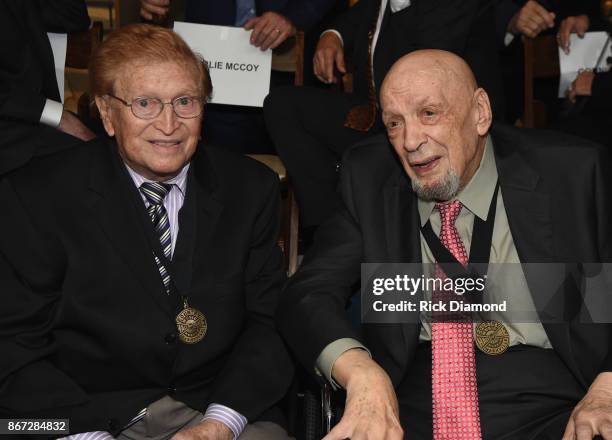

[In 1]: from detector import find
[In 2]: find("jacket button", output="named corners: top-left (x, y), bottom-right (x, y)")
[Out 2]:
top-left (168, 386), bottom-right (176, 396)
top-left (165, 332), bottom-right (177, 344)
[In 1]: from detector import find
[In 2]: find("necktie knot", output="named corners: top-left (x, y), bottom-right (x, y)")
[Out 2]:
top-left (436, 200), bottom-right (462, 230)
top-left (139, 182), bottom-right (172, 206)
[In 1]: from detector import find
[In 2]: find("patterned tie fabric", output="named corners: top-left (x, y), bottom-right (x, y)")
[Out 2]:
top-left (344, 0), bottom-right (381, 132)
top-left (431, 201), bottom-right (482, 439)
top-left (139, 182), bottom-right (173, 294)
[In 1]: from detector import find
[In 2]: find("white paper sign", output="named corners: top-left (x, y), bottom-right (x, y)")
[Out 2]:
top-left (174, 22), bottom-right (272, 107)
top-left (558, 31), bottom-right (611, 97)
top-left (47, 32), bottom-right (68, 103)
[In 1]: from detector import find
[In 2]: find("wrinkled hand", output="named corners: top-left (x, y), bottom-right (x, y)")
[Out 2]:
top-left (313, 32), bottom-right (346, 84)
top-left (244, 12), bottom-right (296, 51)
top-left (566, 70), bottom-right (595, 103)
top-left (140, 0), bottom-right (170, 21)
top-left (171, 419), bottom-right (233, 440)
top-left (58, 110), bottom-right (95, 141)
top-left (507, 0), bottom-right (555, 38)
top-left (558, 15), bottom-right (590, 54)
top-left (323, 349), bottom-right (403, 440)
top-left (562, 372), bottom-right (612, 439)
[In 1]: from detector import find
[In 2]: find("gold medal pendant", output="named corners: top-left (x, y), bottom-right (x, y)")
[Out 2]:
top-left (475, 321), bottom-right (510, 355)
top-left (175, 298), bottom-right (207, 344)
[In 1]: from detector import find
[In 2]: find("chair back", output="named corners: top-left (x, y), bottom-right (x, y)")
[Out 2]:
top-left (272, 31), bottom-right (305, 87)
top-left (66, 21), bottom-right (103, 69)
top-left (252, 32), bottom-right (305, 275)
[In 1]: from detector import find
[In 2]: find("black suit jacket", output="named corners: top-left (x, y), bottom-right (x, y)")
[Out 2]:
top-left (331, 0), bottom-right (504, 117)
top-left (495, 0), bottom-right (603, 46)
top-left (185, 0), bottom-right (335, 31)
top-left (588, 71), bottom-right (612, 112)
top-left (0, 139), bottom-right (294, 435)
top-left (278, 124), bottom-right (612, 394)
top-left (0, 0), bottom-right (90, 175)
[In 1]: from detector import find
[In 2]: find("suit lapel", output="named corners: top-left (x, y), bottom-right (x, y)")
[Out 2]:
top-left (380, 169), bottom-right (422, 382)
top-left (494, 132), bottom-right (558, 315)
top-left (188, 148), bottom-right (224, 301)
top-left (384, 169), bottom-right (420, 263)
top-left (493, 129), bottom-right (583, 385)
top-left (87, 141), bottom-right (173, 318)
top-left (170, 165), bottom-right (198, 300)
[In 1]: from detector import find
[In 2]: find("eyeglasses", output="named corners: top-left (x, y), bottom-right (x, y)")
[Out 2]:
top-left (107, 94), bottom-right (204, 119)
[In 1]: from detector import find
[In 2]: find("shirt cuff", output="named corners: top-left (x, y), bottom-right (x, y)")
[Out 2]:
top-left (59, 432), bottom-right (115, 440)
top-left (202, 403), bottom-right (248, 439)
top-left (40, 98), bottom-right (63, 128)
top-left (390, 0), bottom-right (411, 13)
top-left (504, 32), bottom-right (516, 47)
top-left (315, 338), bottom-right (371, 390)
top-left (320, 29), bottom-right (344, 47)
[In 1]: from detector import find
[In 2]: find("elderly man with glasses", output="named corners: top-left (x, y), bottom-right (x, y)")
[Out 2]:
top-left (0, 24), bottom-right (294, 440)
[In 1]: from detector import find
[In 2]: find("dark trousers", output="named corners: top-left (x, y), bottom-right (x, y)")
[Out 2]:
top-left (398, 343), bottom-right (585, 439)
top-left (264, 85), bottom-right (381, 227)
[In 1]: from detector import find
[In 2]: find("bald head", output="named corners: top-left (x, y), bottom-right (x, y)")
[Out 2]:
top-left (379, 49), bottom-right (492, 202)
top-left (381, 50), bottom-right (478, 111)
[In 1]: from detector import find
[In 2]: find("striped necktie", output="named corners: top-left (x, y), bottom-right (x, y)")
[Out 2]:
top-left (140, 182), bottom-right (173, 294)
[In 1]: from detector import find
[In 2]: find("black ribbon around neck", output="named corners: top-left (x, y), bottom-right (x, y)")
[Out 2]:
top-left (420, 182), bottom-right (500, 284)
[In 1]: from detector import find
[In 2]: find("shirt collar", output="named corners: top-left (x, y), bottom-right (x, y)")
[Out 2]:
top-left (125, 162), bottom-right (190, 197)
top-left (417, 136), bottom-right (498, 226)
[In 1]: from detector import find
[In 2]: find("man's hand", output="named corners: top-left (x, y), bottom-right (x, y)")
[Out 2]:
top-left (140, 0), bottom-right (170, 21)
top-left (558, 15), bottom-right (590, 54)
top-left (58, 110), bottom-right (95, 141)
top-left (171, 419), bottom-right (233, 440)
top-left (323, 349), bottom-right (403, 440)
top-left (244, 12), bottom-right (296, 51)
top-left (566, 70), bottom-right (595, 103)
top-left (507, 0), bottom-right (555, 38)
top-left (562, 372), bottom-right (612, 440)
top-left (313, 32), bottom-right (346, 84)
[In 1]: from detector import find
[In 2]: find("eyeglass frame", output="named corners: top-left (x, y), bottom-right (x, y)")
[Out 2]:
top-left (106, 94), bottom-right (205, 120)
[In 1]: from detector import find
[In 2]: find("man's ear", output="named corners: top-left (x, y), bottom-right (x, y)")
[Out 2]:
top-left (95, 95), bottom-right (115, 137)
top-left (473, 88), bottom-right (492, 136)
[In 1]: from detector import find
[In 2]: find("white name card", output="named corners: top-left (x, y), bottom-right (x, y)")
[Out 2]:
top-left (174, 22), bottom-right (272, 107)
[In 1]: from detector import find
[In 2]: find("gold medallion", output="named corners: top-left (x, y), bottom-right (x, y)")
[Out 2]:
top-left (175, 298), bottom-right (207, 344)
top-left (475, 321), bottom-right (509, 355)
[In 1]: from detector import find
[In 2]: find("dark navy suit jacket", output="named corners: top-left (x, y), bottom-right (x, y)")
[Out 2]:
top-left (185, 0), bottom-right (334, 30)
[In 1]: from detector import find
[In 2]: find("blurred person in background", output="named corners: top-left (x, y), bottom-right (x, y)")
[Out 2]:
top-left (264, 0), bottom-right (503, 244)
top-left (139, 0), bottom-right (336, 154)
top-left (496, 0), bottom-right (604, 124)
top-left (0, 0), bottom-right (94, 175)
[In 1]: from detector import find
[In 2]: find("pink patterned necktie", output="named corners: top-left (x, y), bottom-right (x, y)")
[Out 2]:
top-left (431, 201), bottom-right (482, 439)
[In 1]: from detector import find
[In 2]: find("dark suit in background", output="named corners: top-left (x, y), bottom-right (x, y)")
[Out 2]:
top-left (0, 139), bottom-right (293, 435)
top-left (185, 0), bottom-right (336, 30)
top-left (264, 0), bottom-right (504, 229)
top-left (0, 0), bottom-right (90, 175)
top-left (496, 0), bottom-right (604, 124)
top-left (554, 69), bottom-right (612, 149)
top-left (277, 124), bottom-right (612, 438)
top-left (184, 0), bottom-right (335, 154)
